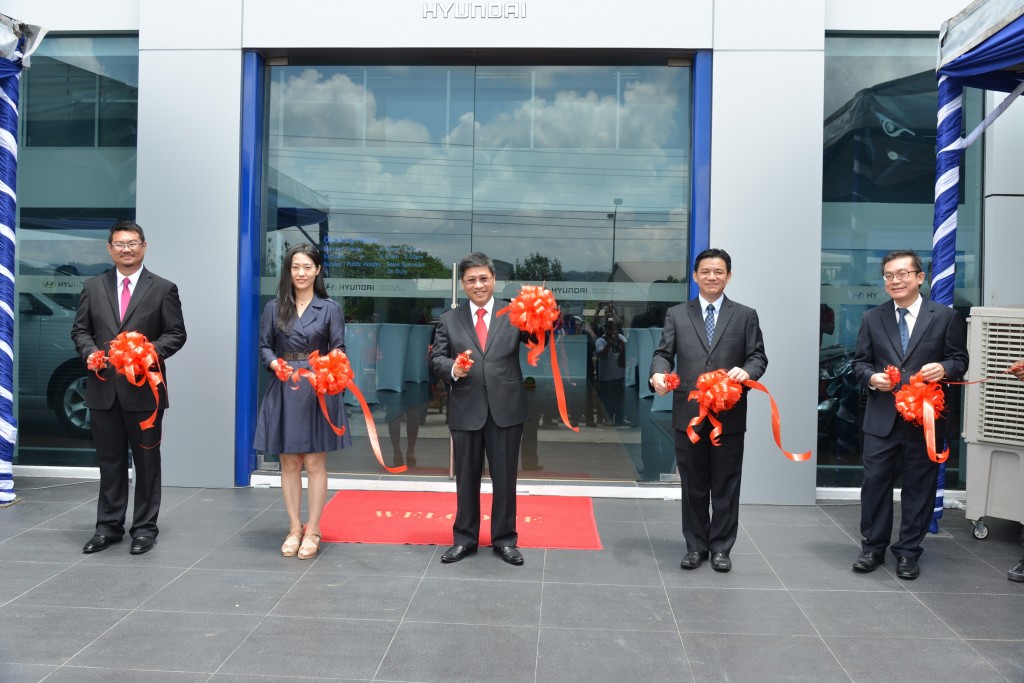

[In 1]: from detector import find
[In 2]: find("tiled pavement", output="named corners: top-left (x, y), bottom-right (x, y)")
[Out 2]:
top-left (1, 477), bottom-right (1023, 682)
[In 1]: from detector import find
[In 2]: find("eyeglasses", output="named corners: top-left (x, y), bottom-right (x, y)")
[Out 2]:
top-left (110, 241), bottom-right (142, 251)
top-left (882, 270), bottom-right (920, 283)
top-left (463, 276), bottom-right (493, 286)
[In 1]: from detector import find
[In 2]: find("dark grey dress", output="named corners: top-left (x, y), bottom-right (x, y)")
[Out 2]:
top-left (253, 295), bottom-right (352, 454)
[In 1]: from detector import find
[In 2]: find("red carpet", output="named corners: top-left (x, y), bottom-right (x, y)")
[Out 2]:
top-left (320, 490), bottom-right (603, 550)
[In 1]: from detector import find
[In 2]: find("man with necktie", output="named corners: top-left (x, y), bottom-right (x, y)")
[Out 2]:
top-left (430, 252), bottom-right (530, 565)
top-left (650, 248), bottom-right (767, 573)
top-left (851, 250), bottom-right (967, 580)
top-left (71, 221), bottom-right (187, 555)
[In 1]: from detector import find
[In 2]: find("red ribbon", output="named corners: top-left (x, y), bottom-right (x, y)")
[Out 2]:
top-left (664, 372), bottom-right (681, 392)
top-left (102, 331), bottom-right (164, 431)
top-left (285, 349), bottom-right (406, 474)
top-left (455, 349), bottom-right (474, 372)
top-left (274, 358), bottom-right (295, 383)
top-left (893, 372), bottom-right (948, 463)
top-left (686, 369), bottom-right (811, 462)
top-left (87, 350), bottom-right (108, 379)
top-left (884, 365), bottom-right (901, 388)
top-left (497, 285), bottom-right (578, 432)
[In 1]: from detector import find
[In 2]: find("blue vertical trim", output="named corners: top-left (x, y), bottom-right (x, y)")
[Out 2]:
top-left (688, 51), bottom-right (712, 300)
top-left (235, 51), bottom-right (265, 487)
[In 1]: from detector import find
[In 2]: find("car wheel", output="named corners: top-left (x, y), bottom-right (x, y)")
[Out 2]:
top-left (54, 373), bottom-right (92, 439)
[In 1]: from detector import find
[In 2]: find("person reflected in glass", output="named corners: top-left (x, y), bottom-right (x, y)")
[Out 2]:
top-left (1008, 359), bottom-right (1024, 583)
top-left (595, 318), bottom-right (629, 426)
top-left (253, 244), bottom-right (350, 560)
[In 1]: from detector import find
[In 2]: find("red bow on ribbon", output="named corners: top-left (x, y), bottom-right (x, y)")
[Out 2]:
top-left (455, 349), bottom-right (474, 373)
top-left (884, 365), bottom-right (902, 388)
top-left (686, 369), bottom-right (811, 462)
top-left (663, 372), bottom-right (681, 392)
top-left (497, 285), bottom-right (578, 432)
top-left (274, 358), bottom-right (295, 383)
top-left (893, 372), bottom-right (948, 463)
top-left (283, 349), bottom-right (406, 474)
top-left (87, 331), bottom-right (164, 431)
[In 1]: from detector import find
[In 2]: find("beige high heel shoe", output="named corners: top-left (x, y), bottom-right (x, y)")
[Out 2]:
top-left (281, 528), bottom-right (303, 557)
top-left (297, 530), bottom-right (321, 560)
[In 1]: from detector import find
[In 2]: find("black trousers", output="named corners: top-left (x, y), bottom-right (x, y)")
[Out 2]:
top-left (451, 414), bottom-right (523, 548)
top-left (674, 426), bottom-right (745, 555)
top-left (91, 397), bottom-right (164, 539)
top-left (860, 420), bottom-right (940, 560)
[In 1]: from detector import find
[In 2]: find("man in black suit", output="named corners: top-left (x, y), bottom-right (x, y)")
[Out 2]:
top-left (71, 221), bottom-right (187, 555)
top-left (650, 248), bottom-right (767, 573)
top-left (851, 250), bottom-right (968, 580)
top-left (430, 252), bottom-right (529, 565)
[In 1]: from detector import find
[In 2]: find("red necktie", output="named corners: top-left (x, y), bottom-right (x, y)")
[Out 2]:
top-left (475, 308), bottom-right (487, 350)
top-left (120, 277), bottom-right (131, 321)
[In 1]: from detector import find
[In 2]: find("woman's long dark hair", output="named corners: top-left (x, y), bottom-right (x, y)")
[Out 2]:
top-left (276, 243), bottom-right (329, 332)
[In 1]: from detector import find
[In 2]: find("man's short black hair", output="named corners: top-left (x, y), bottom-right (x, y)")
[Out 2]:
top-left (108, 220), bottom-right (146, 244)
top-left (458, 252), bottom-right (495, 279)
top-left (693, 248), bottom-right (731, 273)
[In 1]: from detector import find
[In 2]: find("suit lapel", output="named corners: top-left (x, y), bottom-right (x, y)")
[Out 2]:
top-left (120, 268), bottom-right (151, 330)
top-left (709, 298), bottom-right (735, 353)
top-left (904, 298), bottom-right (936, 358)
top-left (103, 269), bottom-right (120, 325)
top-left (456, 302), bottom-right (483, 354)
top-left (882, 302), bottom-right (904, 358)
top-left (687, 299), bottom-right (710, 351)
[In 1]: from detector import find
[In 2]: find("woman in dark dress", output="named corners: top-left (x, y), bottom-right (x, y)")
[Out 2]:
top-left (253, 244), bottom-right (350, 559)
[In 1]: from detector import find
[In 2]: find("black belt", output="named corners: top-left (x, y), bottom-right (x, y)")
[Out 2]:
top-left (280, 351), bottom-right (313, 361)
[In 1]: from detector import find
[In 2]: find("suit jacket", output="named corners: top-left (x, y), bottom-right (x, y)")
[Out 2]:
top-left (853, 296), bottom-right (968, 439)
top-left (429, 300), bottom-right (528, 430)
top-left (257, 295), bottom-right (344, 368)
top-left (71, 267), bottom-right (187, 411)
top-left (650, 296), bottom-right (767, 434)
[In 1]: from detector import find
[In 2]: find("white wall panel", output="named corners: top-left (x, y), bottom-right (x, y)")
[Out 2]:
top-left (710, 50), bottom-right (824, 504)
top-left (135, 48), bottom-right (241, 487)
top-left (715, 0), bottom-right (824, 51)
top-left (1, 0), bottom-right (139, 32)
top-left (241, 0), bottom-right (714, 49)
top-left (825, 0), bottom-right (970, 32)
top-left (981, 197), bottom-right (1024, 307)
top-left (139, 0), bottom-right (243, 50)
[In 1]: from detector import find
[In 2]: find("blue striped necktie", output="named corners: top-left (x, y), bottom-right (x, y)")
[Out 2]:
top-left (897, 307), bottom-right (909, 354)
top-left (705, 304), bottom-right (715, 345)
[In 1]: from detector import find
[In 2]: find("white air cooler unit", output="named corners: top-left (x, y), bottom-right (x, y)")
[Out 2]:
top-left (962, 306), bottom-right (1024, 539)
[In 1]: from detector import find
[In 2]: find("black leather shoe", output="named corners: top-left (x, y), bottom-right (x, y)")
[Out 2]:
top-left (1008, 559), bottom-right (1024, 583)
top-left (680, 551), bottom-right (707, 570)
top-left (852, 551), bottom-right (884, 573)
top-left (895, 556), bottom-right (920, 580)
top-left (710, 552), bottom-right (732, 572)
top-left (82, 534), bottom-right (121, 554)
top-left (493, 546), bottom-right (524, 565)
top-left (440, 544), bottom-right (477, 563)
top-left (130, 536), bottom-right (156, 555)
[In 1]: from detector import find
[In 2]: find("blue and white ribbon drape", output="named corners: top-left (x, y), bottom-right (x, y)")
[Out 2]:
top-left (931, 73), bottom-right (1024, 532)
top-left (0, 16), bottom-right (45, 505)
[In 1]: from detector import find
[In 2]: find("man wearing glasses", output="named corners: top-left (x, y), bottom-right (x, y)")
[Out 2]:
top-left (71, 221), bottom-right (187, 556)
top-left (851, 250), bottom-right (967, 580)
top-left (429, 252), bottom-right (529, 565)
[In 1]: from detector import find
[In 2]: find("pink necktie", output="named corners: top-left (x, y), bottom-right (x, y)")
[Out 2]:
top-left (120, 277), bottom-right (131, 321)
top-left (475, 308), bottom-right (487, 350)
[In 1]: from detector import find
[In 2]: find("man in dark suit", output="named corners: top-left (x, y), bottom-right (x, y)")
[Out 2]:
top-left (851, 250), bottom-right (967, 580)
top-left (71, 221), bottom-right (187, 555)
top-left (429, 252), bottom-right (528, 565)
top-left (650, 248), bottom-right (767, 573)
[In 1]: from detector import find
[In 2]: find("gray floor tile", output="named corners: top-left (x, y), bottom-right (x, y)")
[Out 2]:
top-left (68, 610), bottom-right (261, 673)
top-left (916, 592), bottom-right (1024, 640)
top-left (967, 638), bottom-right (1024, 682)
top-left (536, 628), bottom-right (687, 682)
top-left (14, 563), bottom-right (184, 610)
top-left (903, 556), bottom-right (1021, 594)
top-left (83, 530), bottom-right (230, 568)
top-left (681, 633), bottom-right (849, 682)
top-left (741, 504), bottom-right (839, 526)
top-left (159, 507), bottom-right (272, 535)
top-left (543, 546), bottom-right (662, 586)
top-left (192, 533), bottom-right (317, 573)
top-left (826, 635), bottom-right (1006, 683)
top-left (306, 539), bottom-right (436, 577)
top-left (35, 506), bottom-right (102, 531)
top-left (0, 603), bottom-right (129, 665)
top-left (0, 528), bottom-right (108, 564)
top-left (405, 576), bottom-right (541, 627)
top-left (141, 567), bottom-right (301, 615)
top-left (45, 667), bottom-right (212, 682)
top-left (647, 520), bottom-right (759, 555)
top-left (9, 480), bottom-right (99, 503)
top-left (541, 583), bottom-right (676, 631)
top-left (0, 502), bottom-right (86, 530)
top-left (766, 551), bottom-right (905, 591)
top-left (744, 522), bottom-right (860, 555)
top-left (422, 547), bottom-right (545, 581)
top-left (591, 496), bottom-right (644, 522)
top-left (271, 573), bottom-right (419, 620)
top-left (220, 615), bottom-right (397, 679)
top-left (377, 620), bottom-right (537, 683)
top-left (0, 559), bottom-right (72, 604)
top-left (668, 586), bottom-right (815, 636)
top-left (658, 551), bottom-right (786, 590)
top-left (791, 590), bottom-right (957, 639)
top-left (0, 662), bottom-right (56, 683)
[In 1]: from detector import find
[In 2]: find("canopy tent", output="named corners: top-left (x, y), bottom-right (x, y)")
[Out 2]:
top-left (931, 0), bottom-right (1024, 531)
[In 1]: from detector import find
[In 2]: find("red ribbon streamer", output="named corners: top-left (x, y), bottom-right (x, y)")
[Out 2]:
top-left (274, 358), bottom-right (295, 383)
top-left (455, 350), bottom-right (474, 372)
top-left (497, 285), bottom-right (577, 432)
top-left (87, 350), bottom-right (108, 380)
top-left (686, 369), bottom-right (811, 462)
top-left (99, 331), bottom-right (164, 431)
top-left (893, 372), bottom-right (948, 463)
top-left (286, 349), bottom-right (406, 474)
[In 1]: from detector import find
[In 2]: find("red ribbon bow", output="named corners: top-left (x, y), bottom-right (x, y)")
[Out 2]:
top-left (274, 358), bottom-right (295, 383)
top-left (884, 365), bottom-right (901, 388)
top-left (893, 372), bottom-right (948, 463)
top-left (283, 349), bottom-right (406, 474)
top-left (497, 285), bottom-right (578, 432)
top-left (686, 369), bottom-right (810, 462)
top-left (455, 350), bottom-right (474, 372)
top-left (664, 372), bottom-right (681, 392)
top-left (89, 331), bottom-right (164, 431)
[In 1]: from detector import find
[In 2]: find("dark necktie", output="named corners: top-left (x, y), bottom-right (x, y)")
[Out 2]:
top-left (475, 308), bottom-right (487, 350)
top-left (897, 307), bottom-right (909, 354)
top-left (120, 277), bottom-right (131, 322)
top-left (705, 304), bottom-right (715, 346)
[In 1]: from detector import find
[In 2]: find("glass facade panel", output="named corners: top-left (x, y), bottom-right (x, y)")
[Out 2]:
top-left (15, 36), bottom-right (139, 466)
top-left (819, 36), bottom-right (982, 487)
top-left (261, 62), bottom-right (692, 482)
